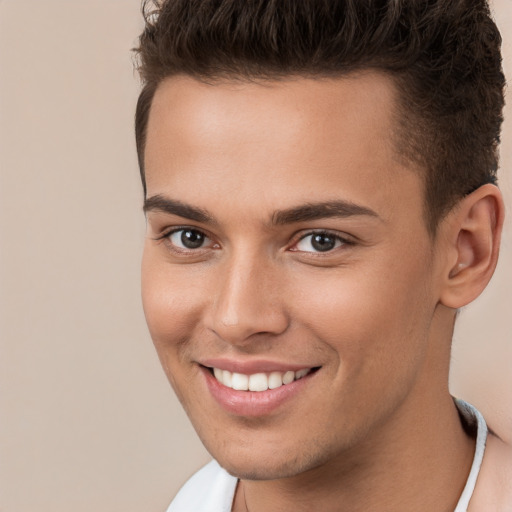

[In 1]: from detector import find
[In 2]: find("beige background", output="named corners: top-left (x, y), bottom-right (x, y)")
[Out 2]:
top-left (0, 1), bottom-right (510, 511)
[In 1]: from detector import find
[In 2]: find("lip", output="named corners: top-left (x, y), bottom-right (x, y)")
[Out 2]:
top-left (200, 357), bottom-right (315, 374)
top-left (200, 364), bottom-right (319, 417)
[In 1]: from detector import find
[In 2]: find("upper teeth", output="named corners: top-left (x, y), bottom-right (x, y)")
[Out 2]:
top-left (212, 368), bottom-right (311, 392)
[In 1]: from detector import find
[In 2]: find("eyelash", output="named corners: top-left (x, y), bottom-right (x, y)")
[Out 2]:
top-left (156, 226), bottom-right (354, 257)
top-left (155, 227), bottom-right (217, 254)
top-left (291, 230), bottom-right (353, 254)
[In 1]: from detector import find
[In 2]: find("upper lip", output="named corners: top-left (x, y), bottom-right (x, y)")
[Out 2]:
top-left (200, 358), bottom-right (319, 374)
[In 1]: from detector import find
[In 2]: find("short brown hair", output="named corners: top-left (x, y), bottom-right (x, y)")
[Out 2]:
top-left (134, 0), bottom-right (505, 233)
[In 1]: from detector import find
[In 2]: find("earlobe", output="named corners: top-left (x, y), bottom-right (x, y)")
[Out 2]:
top-left (440, 184), bottom-right (504, 309)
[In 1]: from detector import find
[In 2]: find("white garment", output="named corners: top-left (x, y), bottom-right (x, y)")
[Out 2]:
top-left (167, 399), bottom-right (487, 512)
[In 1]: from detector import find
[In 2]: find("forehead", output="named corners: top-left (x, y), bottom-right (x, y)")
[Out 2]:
top-left (144, 73), bottom-right (425, 229)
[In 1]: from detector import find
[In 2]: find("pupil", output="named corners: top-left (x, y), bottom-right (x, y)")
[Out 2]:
top-left (311, 234), bottom-right (335, 252)
top-left (181, 230), bottom-right (204, 249)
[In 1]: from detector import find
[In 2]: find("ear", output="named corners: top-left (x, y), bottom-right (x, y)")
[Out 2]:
top-left (439, 184), bottom-right (505, 309)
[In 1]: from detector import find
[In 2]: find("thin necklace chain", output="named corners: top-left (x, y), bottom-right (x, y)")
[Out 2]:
top-left (242, 481), bottom-right (250, 512)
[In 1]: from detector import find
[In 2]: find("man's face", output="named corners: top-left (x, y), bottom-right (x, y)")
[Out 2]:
top-left (141, 73), bottom-right (448, 479)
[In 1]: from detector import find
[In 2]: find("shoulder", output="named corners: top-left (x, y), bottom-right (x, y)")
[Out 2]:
top-left (167, 460), bottom-right (238, 512)
top-left (469, 432), bottom-right (512, 512)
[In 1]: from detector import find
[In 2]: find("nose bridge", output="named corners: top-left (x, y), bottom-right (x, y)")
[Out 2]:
top-left (209, 247), bottom-right (288, 343)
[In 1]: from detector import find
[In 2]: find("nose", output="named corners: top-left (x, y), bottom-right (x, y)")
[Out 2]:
top-left (206, 253), bottom-right (289, 346)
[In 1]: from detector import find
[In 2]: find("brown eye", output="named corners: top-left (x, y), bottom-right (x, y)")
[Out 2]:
top-left (311, 234), bottom-right (336, 252)
top-left (294, 232), bottom-right (345, 253)
top-left (169, 229), bottom-right (208, 249)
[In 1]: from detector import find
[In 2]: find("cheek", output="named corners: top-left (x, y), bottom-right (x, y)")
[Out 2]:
top-left (141, 252), bottom-right (210, 411)
top-left (141, 249), bottom-right (205, 357)
top-left (289, 255), bottom-right (434, 371)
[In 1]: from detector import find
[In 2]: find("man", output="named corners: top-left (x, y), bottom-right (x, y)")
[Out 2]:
top-left (135, 0), bottom-right (512, 510)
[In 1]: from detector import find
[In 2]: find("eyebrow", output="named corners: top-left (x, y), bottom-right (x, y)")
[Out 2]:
top-left (143, 195), bottom-right (380, 225)
top-left (271, 201), bottom-right (380, 225)
top-left (143, 195), bottom-right (214, 224)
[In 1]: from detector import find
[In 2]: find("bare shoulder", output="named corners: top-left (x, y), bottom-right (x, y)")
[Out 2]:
top-left (469, 432), bottom-right (512, 511)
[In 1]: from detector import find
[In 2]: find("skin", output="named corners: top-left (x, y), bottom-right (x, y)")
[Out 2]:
top-left (141, 73), bottom-right (505, 511)
top-left (470, 433), bottom-right (512, 510)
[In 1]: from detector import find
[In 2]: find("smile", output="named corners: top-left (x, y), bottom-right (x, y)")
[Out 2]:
top-left (211, 367), bottom-right (312, 392)
top-left (201, 360), bottom-right (321, 416)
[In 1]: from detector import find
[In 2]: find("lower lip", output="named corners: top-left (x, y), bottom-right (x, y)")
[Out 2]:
top-left (201, 366), bottom-right (316, 417)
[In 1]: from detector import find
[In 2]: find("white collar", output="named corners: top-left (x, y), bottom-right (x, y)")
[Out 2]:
top-left (453, 399), bottom-right (488, 512)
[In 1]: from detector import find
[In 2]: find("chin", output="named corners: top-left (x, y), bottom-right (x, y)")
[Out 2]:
top-left (207, 441), bottom-right (329, 481)
top-left (221, 458), bottom-right (307, 481)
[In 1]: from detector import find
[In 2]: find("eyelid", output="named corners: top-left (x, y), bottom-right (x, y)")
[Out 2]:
top-left (154, 225), bottom-right (208, 241)
top-left (154, 225), bottom-right (220, 253)
top-left (152, 225), bottom-right (355, 256)
top-left (288, 229), bottom-right (355, 253)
